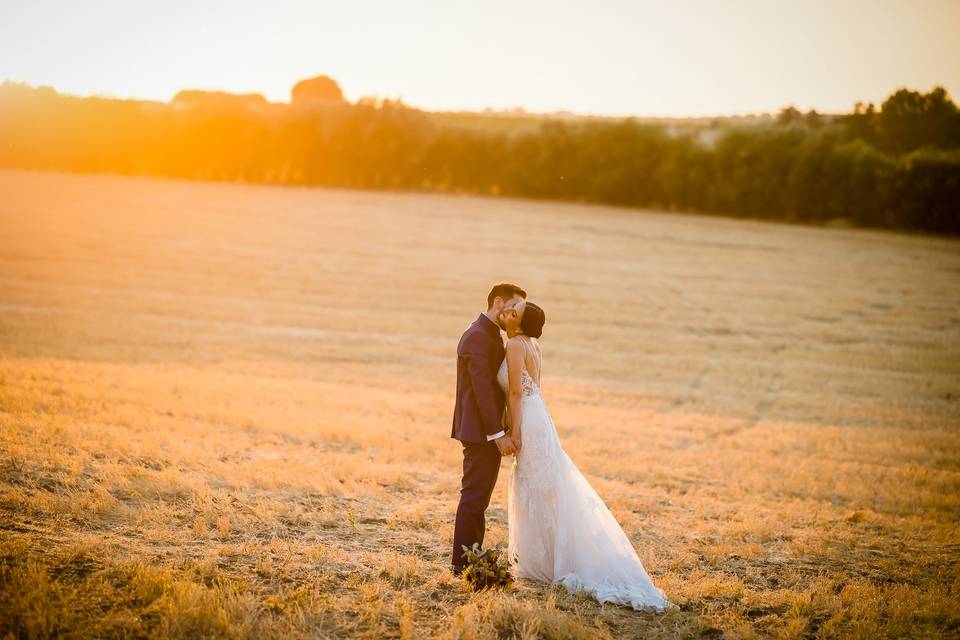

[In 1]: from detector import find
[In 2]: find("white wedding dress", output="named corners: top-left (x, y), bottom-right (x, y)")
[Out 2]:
top-left (498, 338), bottom-right (672, 611)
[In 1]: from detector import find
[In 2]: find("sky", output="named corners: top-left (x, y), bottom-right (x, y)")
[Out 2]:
top-left (1, 0), bottom-right (958, 117)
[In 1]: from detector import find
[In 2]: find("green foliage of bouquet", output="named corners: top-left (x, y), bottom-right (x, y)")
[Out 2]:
top-left (460, 543), bottom-right (513, 591)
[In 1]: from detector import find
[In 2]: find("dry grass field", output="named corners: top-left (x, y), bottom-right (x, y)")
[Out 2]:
top-left (1, 169), bottom-right (959, 639)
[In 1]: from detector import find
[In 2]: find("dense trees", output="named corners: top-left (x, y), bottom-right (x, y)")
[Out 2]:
top-left (1, 80), bottom-right (957, 235)
top-left (844, 87), bottom-right (960, 155)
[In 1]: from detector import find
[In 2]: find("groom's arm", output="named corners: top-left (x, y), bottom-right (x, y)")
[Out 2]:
top-left (462, 331), bottom-right (506, 440)
top-left (485, 407), bottom-right (510, 441)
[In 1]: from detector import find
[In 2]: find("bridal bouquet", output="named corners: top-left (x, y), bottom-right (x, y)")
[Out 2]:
top-left (460, 543), bottom-right (513, 590)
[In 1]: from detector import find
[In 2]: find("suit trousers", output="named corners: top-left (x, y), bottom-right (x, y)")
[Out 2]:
top-left (451, 439), bottom-right (502, 570)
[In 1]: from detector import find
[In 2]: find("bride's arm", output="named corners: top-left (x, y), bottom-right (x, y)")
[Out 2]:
top-left (505, 338), bottom-right (525, 452)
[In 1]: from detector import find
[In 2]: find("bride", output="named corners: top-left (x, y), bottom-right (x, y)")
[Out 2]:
top-left (496, 299), bottom-right (673, 612)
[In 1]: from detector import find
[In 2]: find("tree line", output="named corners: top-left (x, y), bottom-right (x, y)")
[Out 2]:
top-left (1, 80), bottom-right (957, 235)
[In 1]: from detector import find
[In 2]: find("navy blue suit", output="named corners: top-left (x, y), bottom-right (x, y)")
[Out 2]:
top-left (451, 313), bottom-right (505, 571)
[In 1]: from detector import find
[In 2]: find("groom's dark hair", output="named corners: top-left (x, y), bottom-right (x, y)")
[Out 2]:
top-left (487, 282), bottom-right (527, 309)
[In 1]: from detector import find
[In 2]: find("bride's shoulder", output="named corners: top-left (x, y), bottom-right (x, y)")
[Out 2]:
top-left (505, 335), bottom-right (525, 351)
top-left (506, 335), bottom-right (540, 356)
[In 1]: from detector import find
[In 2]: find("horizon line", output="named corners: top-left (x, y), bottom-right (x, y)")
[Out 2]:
top-left (4, 76), bottom-right (948, 122)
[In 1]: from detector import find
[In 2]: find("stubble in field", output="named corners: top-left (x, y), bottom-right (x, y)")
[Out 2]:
top-left (0, 169), bottom-right (958, 638)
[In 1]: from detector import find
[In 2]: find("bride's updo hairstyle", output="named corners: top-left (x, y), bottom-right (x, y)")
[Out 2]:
top-left (519, 302), bottom-right (546, 338)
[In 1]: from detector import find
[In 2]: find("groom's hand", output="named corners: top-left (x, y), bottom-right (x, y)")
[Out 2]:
top-left (494, 435), bottom-right (516, 456)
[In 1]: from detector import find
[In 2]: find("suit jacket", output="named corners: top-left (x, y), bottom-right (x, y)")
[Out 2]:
top-left (451, 313), bottom-right (506, 444)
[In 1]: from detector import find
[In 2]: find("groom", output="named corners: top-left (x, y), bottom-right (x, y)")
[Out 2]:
top-left (450, 282), bottom-right (527, 574)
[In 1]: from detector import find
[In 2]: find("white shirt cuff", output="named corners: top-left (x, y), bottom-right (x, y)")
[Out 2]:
top-left (486, 430), bottom-right (506, 441)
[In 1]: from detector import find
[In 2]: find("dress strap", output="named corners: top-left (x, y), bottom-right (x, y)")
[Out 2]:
top-left (520, 335), bottom-right (541, 387)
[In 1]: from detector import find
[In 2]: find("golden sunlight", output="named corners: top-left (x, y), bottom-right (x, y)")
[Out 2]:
top-left (0, 1), bottom-right (958, 638)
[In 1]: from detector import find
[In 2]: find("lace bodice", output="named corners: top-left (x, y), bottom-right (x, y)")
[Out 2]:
top-left (496, 356), bottom-right (540, 397)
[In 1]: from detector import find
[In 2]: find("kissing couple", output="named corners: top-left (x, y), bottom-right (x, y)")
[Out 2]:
top-left (450, 283), bottom-right (672, 611)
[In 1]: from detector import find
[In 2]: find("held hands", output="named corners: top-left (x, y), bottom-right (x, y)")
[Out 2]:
top-left (494, 434), bottom-right (517, 456)
top-left (494, 434), bottom-right (522, 456)
top-left (496, 411), bottom-right (521, 456)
